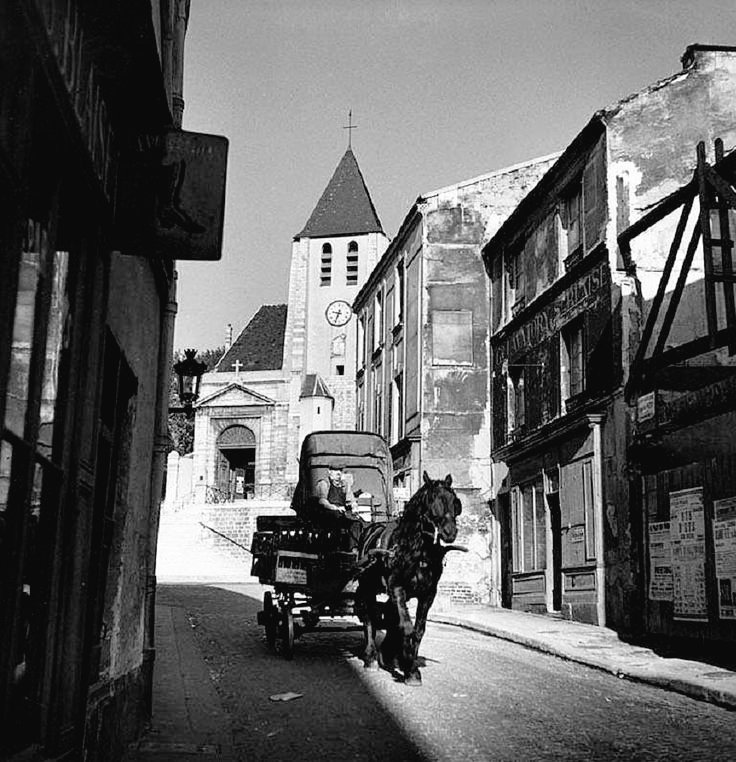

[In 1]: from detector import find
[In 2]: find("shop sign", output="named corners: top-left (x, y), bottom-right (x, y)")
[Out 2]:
top-left (713, 497), bottom-right (736, 620)
top-left (151, 130), bottom-right (228, 260)
top-left (637, 392), bottom-right (656, 424)
top-left (497, 261), bottom-right (608, 361)
top-left (669, 487), bottom-right (708, 621)
top-left (647, 521), bottom-right (673, 601)
top-left (393, 486), bottom-right (411, 501)
top-left (39, 0), bottom-right (116, 200)
top-left (658, 373), bottom-right (736, 429)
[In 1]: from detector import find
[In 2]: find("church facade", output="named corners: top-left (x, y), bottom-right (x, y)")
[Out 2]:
top-left (191, 148), bottom-right (388, 502)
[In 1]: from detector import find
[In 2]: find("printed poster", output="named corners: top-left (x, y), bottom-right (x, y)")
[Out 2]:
top-left (669, 487), bottom-right (707, 621)
top-left (648, 521), bottom-right (673, 601)
top-left (713, 497), bottom-right (736, 620)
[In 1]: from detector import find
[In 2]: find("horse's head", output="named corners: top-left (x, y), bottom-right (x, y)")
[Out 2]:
top-left (419, 471), bottom-right (461, 544)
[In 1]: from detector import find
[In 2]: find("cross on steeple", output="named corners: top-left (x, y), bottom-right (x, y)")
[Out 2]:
top-left (343, 109), bottom-right (358, 148)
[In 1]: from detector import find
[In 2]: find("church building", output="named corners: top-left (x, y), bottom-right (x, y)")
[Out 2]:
top-left (190, 147), bottom-right (388, 502)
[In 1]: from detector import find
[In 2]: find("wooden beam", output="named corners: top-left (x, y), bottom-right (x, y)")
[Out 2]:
top-left (630, 195), bottom-right (694, 380)
top-left (653, 222), bottom-right (702, 357)
top-left (714, 138), bottom-right (736, 354)
top-left (697, 142), bottom-right (718, 342)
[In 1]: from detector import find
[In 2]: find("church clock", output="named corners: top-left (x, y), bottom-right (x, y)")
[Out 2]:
top-left (325, 300), bottom-right (352, 326)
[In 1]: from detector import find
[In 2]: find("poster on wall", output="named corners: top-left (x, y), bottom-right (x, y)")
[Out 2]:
top-left (648, 521), bottom-right (673, 601)
top-left (669, 487), bottom-right (708, 621)
top-left (713, 497), bottom-right (736, 620)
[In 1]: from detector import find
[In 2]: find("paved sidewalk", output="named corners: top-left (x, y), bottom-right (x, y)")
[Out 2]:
top-left (123, 601), bottom-right (237, 761)
top-left (429, 605), bottom-right (736, 710)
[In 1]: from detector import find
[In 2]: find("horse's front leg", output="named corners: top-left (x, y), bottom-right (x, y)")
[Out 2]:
top-left (355, 586), bottom-right (379, 670)
top-left (410, 590), bottom-right (436, 670)
top-left (390, 586), bottom-right (421, 685)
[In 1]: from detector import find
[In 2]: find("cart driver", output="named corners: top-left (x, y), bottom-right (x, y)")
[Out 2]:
top-left (314, 464), bottom-right (367, 551)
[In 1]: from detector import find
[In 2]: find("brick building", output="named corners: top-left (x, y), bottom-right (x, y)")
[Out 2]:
top-left (482, 45), bottom-right (736, 633)
top-left (353, 156), bottom-right (557, 605)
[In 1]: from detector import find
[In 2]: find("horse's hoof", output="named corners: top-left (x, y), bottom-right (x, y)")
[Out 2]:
top-left (363, 661), bottom-right (379, 671)
top-left (405, 671), bottom-right (422, 686)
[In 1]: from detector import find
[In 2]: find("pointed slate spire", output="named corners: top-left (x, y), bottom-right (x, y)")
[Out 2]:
top-left (296, 148), bottom-right (383, 239)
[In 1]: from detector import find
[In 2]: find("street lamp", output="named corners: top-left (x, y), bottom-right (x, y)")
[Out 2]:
top-left (171, 348), bottom-right (207, 416)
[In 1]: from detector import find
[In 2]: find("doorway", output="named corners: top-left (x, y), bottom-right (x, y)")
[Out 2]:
top-left (216, 426), bottom-right (256, 499)
top-left (547, 491), bottom-right (562, 612)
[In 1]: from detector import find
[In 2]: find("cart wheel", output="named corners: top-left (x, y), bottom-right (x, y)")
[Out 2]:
top-left (263, 591), bottom-right (277, 649)
top-left (279, 606), bottom-right (294, 660)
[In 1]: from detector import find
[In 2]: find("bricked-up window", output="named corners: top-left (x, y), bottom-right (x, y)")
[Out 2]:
top-left (431, 310), bottom-right (472, 365)
top-left (346, 240), bottom-right (359, 285)
top-left (561, 319), bottom-right (585, 403)
top-left (320, 243), bottom-right (332, 286)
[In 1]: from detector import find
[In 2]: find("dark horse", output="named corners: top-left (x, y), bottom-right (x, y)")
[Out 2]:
top-left (355, 471), bottom-right (464, 685)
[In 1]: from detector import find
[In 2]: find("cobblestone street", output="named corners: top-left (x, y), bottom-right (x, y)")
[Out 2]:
top-left (147, 583), bottom-right (736, 761)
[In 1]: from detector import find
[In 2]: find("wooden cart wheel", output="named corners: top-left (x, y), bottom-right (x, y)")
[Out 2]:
top-left (279, 605), bottom-right (294, 660)
top-left (263, 591), bottom-right (277, 649)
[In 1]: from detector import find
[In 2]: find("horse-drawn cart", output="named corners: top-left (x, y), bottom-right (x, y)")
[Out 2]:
top-left (251, 431), bottom-right (396, 658)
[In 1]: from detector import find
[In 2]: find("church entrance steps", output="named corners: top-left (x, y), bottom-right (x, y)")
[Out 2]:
top-left (156, 499), bottom-right (293, 582)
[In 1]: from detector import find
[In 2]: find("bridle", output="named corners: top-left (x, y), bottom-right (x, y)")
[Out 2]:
top-left (418, 485), bottom-right (455, 545)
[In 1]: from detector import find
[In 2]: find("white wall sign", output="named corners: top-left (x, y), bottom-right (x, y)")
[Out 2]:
top-left (713, 497), bottom-right (736, 620)
top-left (670, 487), bottom-right (708, 621)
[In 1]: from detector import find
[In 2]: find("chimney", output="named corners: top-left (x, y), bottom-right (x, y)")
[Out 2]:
top-left (681, 44), bottom-right (736, 71)
top-left (225, 323), bottom-right (233, 351)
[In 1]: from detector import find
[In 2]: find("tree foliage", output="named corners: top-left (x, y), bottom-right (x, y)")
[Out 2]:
top-left (168, 346), bottom-right (225, 455)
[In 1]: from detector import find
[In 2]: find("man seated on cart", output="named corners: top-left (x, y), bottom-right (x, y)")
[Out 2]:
top-left (313, 464), bottom-right (368, 553)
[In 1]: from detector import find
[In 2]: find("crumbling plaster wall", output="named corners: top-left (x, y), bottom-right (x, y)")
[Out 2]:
top-left (420, 159), bottom-right (557, 604)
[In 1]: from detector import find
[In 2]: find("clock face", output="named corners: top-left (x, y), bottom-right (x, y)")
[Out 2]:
top-left (325, 300), bottom-right (352, 326)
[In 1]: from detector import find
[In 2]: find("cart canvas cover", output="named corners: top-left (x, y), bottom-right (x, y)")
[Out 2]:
top-left (292, 430), bottom-right (395, 523)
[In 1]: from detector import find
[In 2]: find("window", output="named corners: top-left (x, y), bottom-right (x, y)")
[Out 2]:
top-left (394, 260), bottom-right (405, 325)
top-left (320, 243), bottom-right (332, 286)
top-left (511, 482), bottom-right (547, 573)
top-left (431, 310), bottom-right (472, 365)
top-left (357, 313), bottom-right (366, 369)
top-left (390, 372), bottom-right (404, 444)
top-left (336, 364), bottom-right (344, 376)
top-left (347, 241), bottom-right (359, 285)
top-left (503, 248), bottom-right (525, 323)
top-left (372, 366), bottom-right (383, 434)
top-left (561, 320), bottom-right (585, 402)
top-left (373, 291), bottom-right (383, 351)
top-left (561, 181), bottom-right (583, 258)
top-left (506, 365), bottom-right (525, 435)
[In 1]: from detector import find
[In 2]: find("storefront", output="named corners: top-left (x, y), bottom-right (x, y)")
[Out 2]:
top-left (0, 2), bottom-right (226, 758)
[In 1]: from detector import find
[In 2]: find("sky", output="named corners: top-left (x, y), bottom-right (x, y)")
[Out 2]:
top-left (174, 0), bottom-right (736, 352)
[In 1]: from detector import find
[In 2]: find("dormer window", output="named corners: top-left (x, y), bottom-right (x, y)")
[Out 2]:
top-left (320, 243), bottom-right (332, 286)
top-left (347, 241), bottom-right (359, 285)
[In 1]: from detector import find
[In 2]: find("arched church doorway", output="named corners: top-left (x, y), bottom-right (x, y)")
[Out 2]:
top-left (216, 425), bottom-right (256, 499)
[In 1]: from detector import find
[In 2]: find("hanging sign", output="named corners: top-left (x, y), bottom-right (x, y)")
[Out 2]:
top-left (669, 487), bottom-right (708, 621)
top-left (120, 129), bottom-right (228, 260)
top-left (713, 497), bottom-right (736, 620)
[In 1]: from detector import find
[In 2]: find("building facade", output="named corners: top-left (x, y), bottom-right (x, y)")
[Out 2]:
top-left (624, 140), bottom-right (736, 655)
top-left (191, 147), bottom-right (388, 501)
top-left (483, 45), bottom-right (736, 632)
top-left (353, 157), bottom-right (557, 605)
top-left (0, 1), bottom-right (225, 759)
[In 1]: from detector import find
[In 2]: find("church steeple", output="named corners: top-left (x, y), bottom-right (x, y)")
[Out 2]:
top-left (296, 148), bottom-right (383, 239)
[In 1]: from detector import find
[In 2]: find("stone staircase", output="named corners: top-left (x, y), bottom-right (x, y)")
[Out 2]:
top-left (155, 503), bottom-right (252, 583)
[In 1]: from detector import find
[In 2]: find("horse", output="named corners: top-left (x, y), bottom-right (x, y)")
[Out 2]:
top-left (355, 471), bottom-right (464, 685)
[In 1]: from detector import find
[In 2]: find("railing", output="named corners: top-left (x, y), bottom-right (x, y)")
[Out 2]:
top-left (204, 483), bottom-right (294, 503)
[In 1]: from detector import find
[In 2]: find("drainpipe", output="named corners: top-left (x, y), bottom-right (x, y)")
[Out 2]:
top-left (587, 413), bottom-right (607, 627)
top-left (144, 272), bottom-right (177, 717)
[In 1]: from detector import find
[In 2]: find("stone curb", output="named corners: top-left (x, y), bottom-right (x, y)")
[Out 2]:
top-left (429, 613), bottom-right (736, 711)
